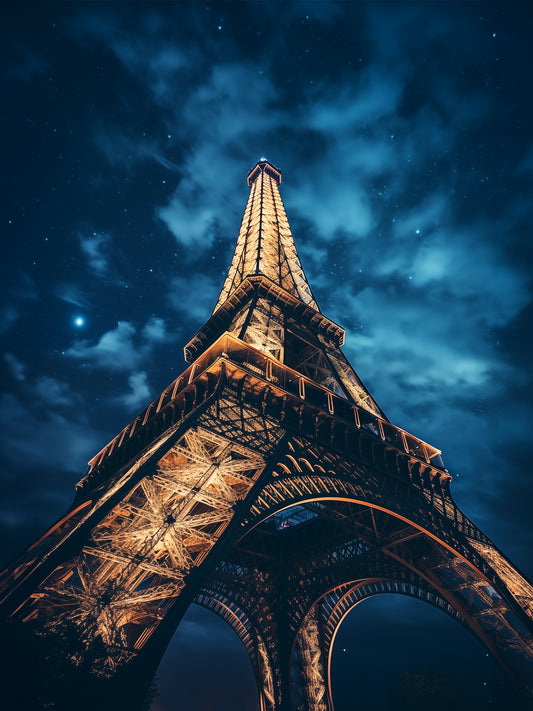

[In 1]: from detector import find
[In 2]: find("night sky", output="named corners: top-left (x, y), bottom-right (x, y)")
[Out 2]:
top-left (2, 2), bottom-right (533, 710)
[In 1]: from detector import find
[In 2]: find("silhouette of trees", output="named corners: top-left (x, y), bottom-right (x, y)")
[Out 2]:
top-left (1, 617), bottom-right (113, 710)
top-left (388, 666), bottom-right (458, 711)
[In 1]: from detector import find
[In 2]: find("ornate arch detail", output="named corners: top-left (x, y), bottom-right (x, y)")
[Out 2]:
top-left (291, 577), bottom-right (464, 711)
top-left (240, 457), bottom-right (532, 633)
top-left (195, 583), bottom-right (277, 711)
top-left (234, 481), bottom-right (533, 691)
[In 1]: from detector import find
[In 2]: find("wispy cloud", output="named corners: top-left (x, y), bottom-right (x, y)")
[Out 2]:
top-left (4, 45), bottom-right (47, 83)
top-left (55, 282), bottom-right (94, 309)
top-left (0, 307), bottom-right (19, 335)
top-left (0, 394), bottom-right (102, 474)
top-left (118, 370), bottom-right (151, 412)
top-left (0, 391), bottom-right (108, 560)
top-left (64, 316), bottom-right (173, 371)
top-left (65, 321), bottom-right (142, 370)
top-left (10, 272), bottom-right (39, 301)
top-left (155, 62), bottom-right (279, 251)
top-left (157, 197), bottom-right (221, 250)
top-left (32, 376), bottom-right (81, 408)
top-left (168, 274), bottom-right (220, 323)
top-left (307, 69), bottom-right (405, 133)
top-left (0, 273), bottom-right (39, 334)
top-left (4, 353), bottom-right (26, 382)
top-left (78, 231), bottom-right (112, 276)
top-left (142, 316), bottom-right (169, 344)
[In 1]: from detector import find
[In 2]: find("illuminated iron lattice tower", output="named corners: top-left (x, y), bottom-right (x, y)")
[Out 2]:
top-left (1, 160), bottom-right (532, 710)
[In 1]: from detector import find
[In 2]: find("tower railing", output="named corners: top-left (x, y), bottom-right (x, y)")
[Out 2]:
top-left (85, 333), bottom-right (445, 482)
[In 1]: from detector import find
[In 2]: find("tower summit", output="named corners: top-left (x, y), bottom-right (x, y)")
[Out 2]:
top-left (185, 160), bottom-right (384, 415)
top-left (215, 160), bottom-right (318, 311)
top-left (1, 162), bottom-right (532, 710)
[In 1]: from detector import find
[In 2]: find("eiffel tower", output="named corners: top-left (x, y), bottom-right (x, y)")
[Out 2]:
top-left (1, 160), bottom-right (532, 710)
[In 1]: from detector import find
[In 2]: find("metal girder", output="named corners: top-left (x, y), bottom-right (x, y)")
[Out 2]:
top-left (293, 605), bottom-right (329, 711)
top-left (16, 426), bottom-right (267, 668)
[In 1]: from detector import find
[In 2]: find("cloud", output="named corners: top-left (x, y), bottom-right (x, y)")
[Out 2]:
top-left (183, 63), bottom-right (279, 141)
top-left (65, 321), bottom-right (141, 370)
top-left (90, 59), bottom-right (281, 255)
top-left (4, 353), bottom-right (26, 382)
top-left (64, 317), bottom-right (172, 371)
top-left (0, 273), bottom-right (39, 334)
top-left (168, 274), bottom-right (220, 323)
top-left (76, 15), bottom-right (282, 252)
top-left (79, 231), bottom-right (112, 275)
top-left (32, 376), bottom-right (80, 408)
top-left (414, 235), bottom-right (528, 324)
top-left (157, 197), bottom-right (221, 249)
top-left (339, 232), bottom-right (528, 402)
top-left (68, 11), bottom-right (282, 255)
top-left (70, 8), bottom-right (191, 104)
top-left (286, 173), bottom-right (374, 242)
top-left (155, 62), bottom-right (280, 251)
top-left (152, 153), bottom-right (181, 174)
top-left (0, 390), bottom-right (109, 562)
top-left (3, 361), bottom-right (80, 408)
top-left (4, 44), bottom-right (47, 83)
top-left (93, 124), bottom-right (183, 176)
top-left (341, 289), bottom-right (493, 400)
top-left (11, 272), bottom-right (39, 301)
top-left (369, 221), bottom-right (529, 330)
top-left (307, 69), bottom-right (405, 133)
top-left (118, 370), bottom-right (151, 412)
top-left (0, 306), bottom-right (18, 334)
top-left (114, 42), bottom-right (188, 104)
top-left (0, 394), bottom-right (102, 475)
top-left (142, 316), bottom-right (169, 344)
top-left (55, 282), bottom-right (94, 309)
top-left (391, 191), bottom-right (448, 242)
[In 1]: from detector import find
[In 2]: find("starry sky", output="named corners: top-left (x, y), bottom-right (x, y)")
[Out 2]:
top-left (2, 2), bottom-right (533, 709)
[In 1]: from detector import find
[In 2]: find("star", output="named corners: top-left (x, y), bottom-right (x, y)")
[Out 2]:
top-left (74, 316), bottom-right (85, 327)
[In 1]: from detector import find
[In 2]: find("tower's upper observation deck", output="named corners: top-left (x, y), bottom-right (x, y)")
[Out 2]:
top-left (247, 159), bottom-right (282, 187)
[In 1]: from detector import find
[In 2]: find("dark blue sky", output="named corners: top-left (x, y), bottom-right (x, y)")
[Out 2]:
top-left (2, 2), bottom-right (532, 709)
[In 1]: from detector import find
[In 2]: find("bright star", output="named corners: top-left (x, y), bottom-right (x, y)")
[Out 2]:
top-left (74, 316), bottom-right (85, 327)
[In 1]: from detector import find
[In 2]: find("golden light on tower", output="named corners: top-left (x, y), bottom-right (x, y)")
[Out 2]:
top-left (0, 160), bottom-right (531, 710)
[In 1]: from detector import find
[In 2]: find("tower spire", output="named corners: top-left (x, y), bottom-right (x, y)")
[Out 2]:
top-left (214, 160), bottom-right (319, 312)
top-left (185, 161), bottom-right (384, 418)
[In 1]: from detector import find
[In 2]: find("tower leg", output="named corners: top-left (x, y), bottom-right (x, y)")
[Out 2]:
top-left (293, 604), bottom-right (331, 711)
